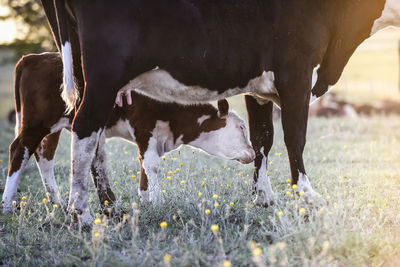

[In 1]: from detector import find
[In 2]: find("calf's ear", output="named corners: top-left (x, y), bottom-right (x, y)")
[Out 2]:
top-left (217, 99), bottom-right (229, 117)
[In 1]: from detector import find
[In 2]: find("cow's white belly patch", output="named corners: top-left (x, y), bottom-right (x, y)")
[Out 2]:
top-left (119, 69), bottom-right (278, 105)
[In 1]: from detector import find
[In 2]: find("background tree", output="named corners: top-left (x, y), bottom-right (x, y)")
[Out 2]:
top-left (0, 0), bottom-right (55, 58)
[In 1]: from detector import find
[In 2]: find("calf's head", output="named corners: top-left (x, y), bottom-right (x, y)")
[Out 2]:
top-left (190, 100), bottom-right (255, 164)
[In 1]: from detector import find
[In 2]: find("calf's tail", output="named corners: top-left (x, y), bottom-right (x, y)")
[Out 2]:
top-left (54, 0), bottom-right (78, 114)
top-left (13, 57), bottom-right (24, 136)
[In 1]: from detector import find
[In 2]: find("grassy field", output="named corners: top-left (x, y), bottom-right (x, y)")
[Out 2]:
top-left (1, 29), bottom-right (400, 266)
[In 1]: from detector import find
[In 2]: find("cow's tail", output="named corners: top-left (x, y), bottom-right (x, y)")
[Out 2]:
top-left (13, 57), bottom-right (24, 137)
top-left (54, 0), bottom-right (78, 114)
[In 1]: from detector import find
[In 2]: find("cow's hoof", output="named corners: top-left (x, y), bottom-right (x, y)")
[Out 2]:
top-left (67, 207), bottom-right (93, 227)
top-left (253, 192), bottom-right (275, 208)
top-left (138, 189), bottom-right (151, 205)
top-left (299, 189), bottom-right (320, 204)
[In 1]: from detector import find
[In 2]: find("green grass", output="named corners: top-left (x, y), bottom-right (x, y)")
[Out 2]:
top-left (1, 29), bottom-right (400, 266)
top-left (1, 115), bottom-right (400, 266)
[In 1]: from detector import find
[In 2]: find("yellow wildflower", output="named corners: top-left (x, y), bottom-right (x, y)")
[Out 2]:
top-left (214, 202), bottom-right (219, 208)
top-left (164, 253), bottom-right (171, 263)
top-left (131, 175), bottom-right (136, 178)
top-left (162, 190), bottom-right (166, 194)
top-left (94, 218), bottom-right (102, 225)
top-left (299, 208), bottom-right (306, 214)
top-left (168, 171), bottom-right (173, 174)
top-left (53, 204), bottom-right (58, 209)
top-left (292, 184), bottom-right (298, 190)
top-left (252, 247), bottom-right (262, 257)
top-left (277, 210), bottom-right (283, 216)
top-left (176, 168), bottom-right (180, 172)
top-left (167, 176), bottom-right (171, 180)
top-left (21, 196), bottom-right (27, 200)
top-left (210, 224), bottom-right (219, 232)
top-left (230, 202), bottom-right (234, 206)
top-left (198, 192), bottom-right (203, 197)
top-left (161, 156), bottom-right (166, 160)
top-left (114, 181), bottom-right (118, 184)
top-left (104, 200), bottom-right (109, 205)
top-left (94, 232), bottom-right (101, 237)
top-left (299, 191), bottom-right (305, 196)
top-left (180, 180), bottom-right (185, 184)
top-left (212, 194), bottom-right (218, 199)
top-left (42, 198), bottom-right (47, 204)
top-left (223, 260), bottom-right (232, 267)
top-left (128, 170), bottom-right (133, 173)
top-left (160, 221), bottom-right (168, 228)
top-left (205, 209), bottom-right (211, 214)
top-left (180, 163), bottom-right (184, 167)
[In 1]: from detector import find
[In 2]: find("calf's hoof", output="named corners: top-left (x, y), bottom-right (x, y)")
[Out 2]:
top-left (138, 189), bottom-right (165, 205)
top-left (253, 192), bottom-right (275, 208)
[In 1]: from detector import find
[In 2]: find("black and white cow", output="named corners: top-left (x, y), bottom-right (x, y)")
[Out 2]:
top-left (38, 0), bottom-right (400, 224)
top-left (1, 52), bottom-right (255, 215)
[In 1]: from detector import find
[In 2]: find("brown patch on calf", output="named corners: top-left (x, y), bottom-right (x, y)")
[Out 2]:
top-left (35, 131), bottom-right (62, 162)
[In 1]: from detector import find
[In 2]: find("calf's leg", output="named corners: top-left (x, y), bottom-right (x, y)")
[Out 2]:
top-left (138, 143), bottom-right (163, 204)
top-left (2, 130), bottom-right (47, 213)
top-left (34, 131), bottom-right (64, 207)
top-left (245, 96), bottom-right (275, 207)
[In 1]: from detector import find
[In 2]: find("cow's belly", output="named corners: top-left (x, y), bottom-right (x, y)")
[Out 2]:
top-left (120, 68), bottom-right (279, 105)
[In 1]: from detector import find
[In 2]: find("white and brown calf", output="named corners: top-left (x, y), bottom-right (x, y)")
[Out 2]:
top-left (1, 53), bottom-right (255, 217)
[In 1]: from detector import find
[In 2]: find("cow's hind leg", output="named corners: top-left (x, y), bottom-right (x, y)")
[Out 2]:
top-left (90, 133), bottom-right (116, 212)
top-left (2, 130), bottom-right (47, 213)
top-left (245, 96), bottom-right (275, 207)
top-left (68, 75), bottom-right (126, 225)
top-left (34, 131), bottom-right (64, 207)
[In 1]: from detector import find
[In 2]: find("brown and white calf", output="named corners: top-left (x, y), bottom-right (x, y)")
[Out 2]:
top-left (2, 52), bottom-right (255, 217)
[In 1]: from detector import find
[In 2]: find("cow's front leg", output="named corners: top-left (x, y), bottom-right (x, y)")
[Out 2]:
top-left (245, 96), bottom-right (275, 207)
top-left (90, 133), bottom-right (116, 211)
top-left (138, 144), bottom-right (163, 205)
top-left (277, 70), bottom-right (319, 200)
